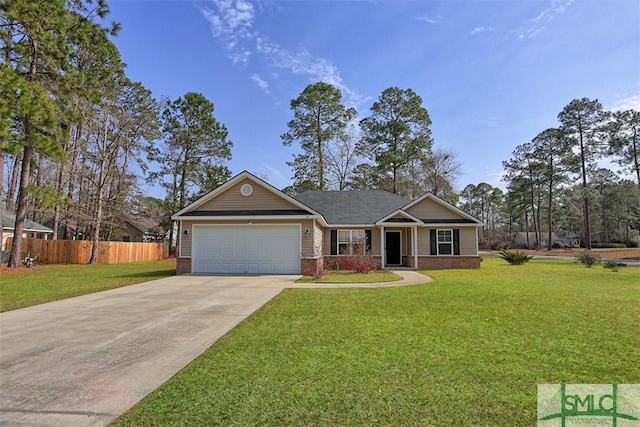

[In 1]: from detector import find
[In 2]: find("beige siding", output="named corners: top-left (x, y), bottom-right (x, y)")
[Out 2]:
top-left (196, 178), bottom-right (300, 211)
top-left (369, 228), bottom-right (381, 256)
top-left (180, 222), bottom-right (193, 257)
top-left (417, 227), bottom-right (478, 256)
top-left (300, 219), bottom-right (314, 258)
top-left (180, 219), bottom-right (309, 258)
top-left (459, 227), bottom-right (478, 255)
top-left (313, 221), bottom-right (324, 257)
top-left (417, 228), bottom-right (430, 255)
top-left (406, 198), bottom-right (465, 220)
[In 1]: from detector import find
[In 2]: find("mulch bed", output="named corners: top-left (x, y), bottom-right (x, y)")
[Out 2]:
top-left (0, 263), bottom-right (38, 275)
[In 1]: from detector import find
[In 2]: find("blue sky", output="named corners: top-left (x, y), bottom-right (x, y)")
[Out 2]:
top-left (107, 0), bottom-right (639, 196)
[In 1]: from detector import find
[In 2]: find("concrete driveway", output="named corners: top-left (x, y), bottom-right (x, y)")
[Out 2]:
top-left (0, 274), bottom-right (298, 427)
top-left (0, 271), bottom-right (429, 426)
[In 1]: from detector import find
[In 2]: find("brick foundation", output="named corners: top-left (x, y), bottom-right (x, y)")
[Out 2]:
top-left (176, 257), bottom-right (191, 274)
top-left (178, 255), bottom-right (480, 275)
top-left (300, 257), bottom-right (324, 275)
top-left (416, 256), bottom-right (481, 269)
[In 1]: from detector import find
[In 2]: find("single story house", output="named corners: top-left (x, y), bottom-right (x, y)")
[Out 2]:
top-left (172, 171), bottom-right (483, 275)
top-left (2, 211), bottom-right (54, 251)
top-left (122, 218), bottom-right (164, 242)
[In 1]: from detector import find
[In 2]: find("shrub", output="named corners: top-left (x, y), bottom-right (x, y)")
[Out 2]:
top-left (498, 250), bottom-right (533, 265)
top-left (603, 261), bottom-right (627, 272)
top-left (591, 243), bottom-right (627, 249)
top-left (310, 263), bottom-right (327, 279)
top-left (575, 250), bottom-right (601, 267)
top-left (331, 253), bottom-right (378, 273)
top-left (624, 239), bottom-right (639, 248)
top-left (490, 241), bottom-right (510, 250)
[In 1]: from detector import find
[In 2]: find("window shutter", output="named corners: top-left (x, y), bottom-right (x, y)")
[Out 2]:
top-left (365, 230), bottom-right (372, 252)
top-left (430, 229), bottom-right (437, 255)
top-left (330, 230), bottom-right (337, 255)
top-left (453, 229), bottom-right (460, 255)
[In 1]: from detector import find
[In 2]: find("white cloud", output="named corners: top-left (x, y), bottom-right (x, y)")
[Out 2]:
top-left (251, 73), bottom-right (270, 93)
top-left (260, 163), bottom-right (289, 188)
top-left (414, 14), bottom-right (443, 25)
top-left (610, 93), bottom-right (640, 112)
top-left (510, 0), bottom-right (574, 40)
top-left (481, 116), bottom-right (501, 128)
top-left (200, 0), bottom-right (365, 108)
top-left (469, 26), bottom-right (493, 36)
top-left (485, 170), bottom-right (508, 189)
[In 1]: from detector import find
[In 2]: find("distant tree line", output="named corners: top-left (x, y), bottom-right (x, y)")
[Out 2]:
top-left (461, 99), bottom-right (640, 249)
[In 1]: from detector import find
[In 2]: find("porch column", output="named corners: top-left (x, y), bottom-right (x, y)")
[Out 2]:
top-left (413, 226), bottom-right (418, 269)
top-left (380, 226), bottom-right (385, 269)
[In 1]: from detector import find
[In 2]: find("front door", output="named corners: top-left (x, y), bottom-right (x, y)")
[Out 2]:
top-left (385, 231), bottom-right (401, 265)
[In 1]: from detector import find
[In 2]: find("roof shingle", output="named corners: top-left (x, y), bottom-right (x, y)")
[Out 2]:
top-left (294, 190), bottom-right (410, 225)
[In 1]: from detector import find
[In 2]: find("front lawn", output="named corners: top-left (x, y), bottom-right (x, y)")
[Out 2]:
top-left (296, 270), bottom-right (403, 283)
top-left (0, 259), bottom-right (176, 312)
top-left (112, 258), bottom-right (639, 426)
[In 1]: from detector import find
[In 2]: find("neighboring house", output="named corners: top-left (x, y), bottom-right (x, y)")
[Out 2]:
top-left (122, 218), bottom-right (164, 242)
top-left (172, 171), bottom-right (483, 275)
top-left (514, 232), bottom-right (580, 249)
top-left (2, 211), bottom-right (53, 251)
top-left (42, 218), bottom-right (80, 240)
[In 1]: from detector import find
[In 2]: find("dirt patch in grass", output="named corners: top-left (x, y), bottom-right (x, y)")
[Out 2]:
top-left (521, 248), bottom-right (640, 260)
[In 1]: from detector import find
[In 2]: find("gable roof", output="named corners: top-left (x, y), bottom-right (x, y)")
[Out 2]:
top-left (126, 218), bottom-right (161, 233)
top-left (294, 190), bottom-right (410, 225)
top-left (172, 171), bottom-right (324, 222)
top-left (402, 193), bottom-right (483, 225)
top-left (2, 211), bottom-right (53, 233)
top-left (375, 209), bottom-right (423, 224)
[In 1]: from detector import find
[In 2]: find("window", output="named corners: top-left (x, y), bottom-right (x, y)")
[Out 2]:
top-left (338, 230), bottom-right (366, 255)
top-left (437, 229), bottom-right (453, 255)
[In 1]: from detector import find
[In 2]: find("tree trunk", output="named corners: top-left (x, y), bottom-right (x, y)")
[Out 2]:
top-left (547, 176), bottom-right (553, 251)
top-left (0, 151), bottom-right (4, 246)
top-left (578, 133), bottom-right (592, 249)
top-left (8, 146), bottom-right (34, 267)
top-left (88, 116), bottom-right (110, 264)
top-left (7, 152), bottom-right (22, 212)
top-left (632, 127), bottom-right (639, 187)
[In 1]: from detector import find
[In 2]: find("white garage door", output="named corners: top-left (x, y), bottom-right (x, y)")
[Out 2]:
top-left (192, 225), bottom-right (301, 274)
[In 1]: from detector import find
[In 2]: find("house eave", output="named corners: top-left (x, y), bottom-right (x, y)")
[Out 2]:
top-left (172, 214), bottom-right (325, 222)
top-left (2, 227), bottom-right (53, 233)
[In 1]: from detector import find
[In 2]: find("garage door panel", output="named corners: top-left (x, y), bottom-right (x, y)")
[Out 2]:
top-left (192, 225), bottom-right (300, 274)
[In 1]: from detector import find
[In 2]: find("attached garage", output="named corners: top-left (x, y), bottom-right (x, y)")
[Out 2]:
top-left (191, 224), bottom-right (301, 274)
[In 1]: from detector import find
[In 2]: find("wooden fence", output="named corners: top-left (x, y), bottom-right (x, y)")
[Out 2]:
top-left (5, 238), bottom-right (169, 265)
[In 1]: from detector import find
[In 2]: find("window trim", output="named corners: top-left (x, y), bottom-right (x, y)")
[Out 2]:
top-left (436, 229), bottom-right (453, 255)
top-left (337, 229), bottom-right (366, 255)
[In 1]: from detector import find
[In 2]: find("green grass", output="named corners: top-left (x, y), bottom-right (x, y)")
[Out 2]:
top-left (112, 258), bottom-right (639, 426)
top-left (296, 270), bottom-right (403, 283)
top-left (0, 260), bottom-right (176, 312)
